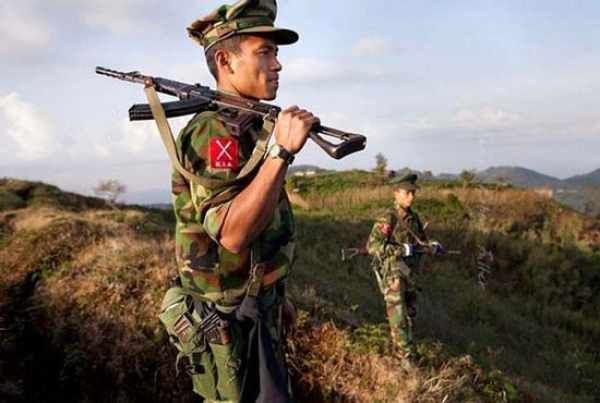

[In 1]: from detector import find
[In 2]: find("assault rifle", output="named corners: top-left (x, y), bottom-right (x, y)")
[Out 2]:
top-left (340, 247), bottom-right (368, 262)
top-left (340, 243), bottom-right (460, 262)
top-left (95, 66), bottom-right (366, 160)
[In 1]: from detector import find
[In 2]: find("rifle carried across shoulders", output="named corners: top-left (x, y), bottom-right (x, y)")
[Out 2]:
top-left (95, 66), bottom-right (366, 160)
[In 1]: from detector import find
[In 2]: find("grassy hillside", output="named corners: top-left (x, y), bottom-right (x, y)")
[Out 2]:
top-left (1, 175), bottom-right (599, 402)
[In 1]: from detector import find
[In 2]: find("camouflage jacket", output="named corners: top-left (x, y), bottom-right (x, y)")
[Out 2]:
top-left (171, 109), bottom-right (295, 308)
top-left (366, 207), bottom-right (428, 278)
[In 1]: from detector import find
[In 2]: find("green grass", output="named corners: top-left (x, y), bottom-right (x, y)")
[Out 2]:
top-left (286, 181), bottom-right (600, 402)
top-left (287, 169), bottom-right (387, 196)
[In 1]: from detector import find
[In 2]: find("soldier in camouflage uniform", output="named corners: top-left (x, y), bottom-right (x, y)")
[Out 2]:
top-left (367, 174), bottom-right (444, 361)
top-left (158, 1), bottom-right (318, 402)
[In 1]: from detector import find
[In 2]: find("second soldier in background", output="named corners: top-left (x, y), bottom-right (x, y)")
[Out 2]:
top-left (367, 174), bottom-right (445, 365)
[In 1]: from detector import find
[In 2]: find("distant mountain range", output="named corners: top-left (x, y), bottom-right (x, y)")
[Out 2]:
top-left (475, 166), bottom-right (600, 188)
top-left (399, 166), bottom-right (600, 189)
top-left (475, 166), bottom-right (563, 188)
top-left (563, 168), bottom-right (600, 187)
top-left (125, 165), bottom-right (600, 205)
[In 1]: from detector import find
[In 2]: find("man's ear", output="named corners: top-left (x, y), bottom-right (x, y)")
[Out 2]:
top-left (215, 49), bottom-right (234, 74)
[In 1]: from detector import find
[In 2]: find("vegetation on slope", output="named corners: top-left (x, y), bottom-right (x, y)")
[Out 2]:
top-left (1, 175), bottom-right (599, 402)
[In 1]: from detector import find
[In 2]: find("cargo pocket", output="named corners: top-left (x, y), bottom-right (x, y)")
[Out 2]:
top-left (190, 350), bottom-right (219, 400)
top-left (158, 287), bottom-right (219, 399)
top-left (158, 287), bottom-right (199, 354)
top-left (210, 341), bottom-right (242, 401)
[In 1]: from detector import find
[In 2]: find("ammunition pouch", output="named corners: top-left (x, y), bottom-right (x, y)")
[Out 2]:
top-left (158, 286), bottom-right (242, 400)
top-left (158, 287), bottom-right (205, 356)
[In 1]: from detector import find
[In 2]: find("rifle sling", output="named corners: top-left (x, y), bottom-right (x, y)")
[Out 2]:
top-left (143, 85), bottom-right (274, 192)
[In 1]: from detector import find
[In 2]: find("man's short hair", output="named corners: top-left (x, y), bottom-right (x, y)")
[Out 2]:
top-left (204, 35), bottom-right (248, 80)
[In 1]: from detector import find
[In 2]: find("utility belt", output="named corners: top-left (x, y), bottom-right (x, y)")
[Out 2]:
top-left (159, 259), bottom-right (270, 355)
top-left (158, 257), bottom-right (286, 395)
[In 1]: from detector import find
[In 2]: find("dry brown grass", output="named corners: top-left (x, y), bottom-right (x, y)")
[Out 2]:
top-left (290, 184), bottom-right (548, 214)
top-left (0, 201), bottom-right (514, 402)
top-left (294, 186), bottom-right (394, 210)
top-left (287, 316), bottom-right (505, 403)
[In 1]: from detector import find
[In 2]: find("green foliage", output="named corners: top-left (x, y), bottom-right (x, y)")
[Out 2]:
top-left (287, 170), bottom-right (385, 196)
top-left (460, 169), bottom-right (477, 184)
top-left (287, 171), bottom-right (600, 402)
top-left (373, 152), bottom-right (388, 175)
top-left (414, 193), bottom-right (466, 223)
top-left (0, 190), bottom-right (26, 211)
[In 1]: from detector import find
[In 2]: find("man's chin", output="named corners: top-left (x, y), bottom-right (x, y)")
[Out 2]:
top-left (263, 90), bottom-right (277, 101)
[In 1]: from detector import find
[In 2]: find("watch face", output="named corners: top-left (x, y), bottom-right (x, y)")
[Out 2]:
top-left (269, 144), bottom-right (293, 164)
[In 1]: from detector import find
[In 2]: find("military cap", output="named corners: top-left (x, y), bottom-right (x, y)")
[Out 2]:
top-left (390, 173), bottom-right (420, 191)
top-left (187, 0), bottom-right (299, 51)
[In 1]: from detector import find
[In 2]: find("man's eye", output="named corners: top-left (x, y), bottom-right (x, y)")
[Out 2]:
top-left (258, 49), bottom-right (276, 56)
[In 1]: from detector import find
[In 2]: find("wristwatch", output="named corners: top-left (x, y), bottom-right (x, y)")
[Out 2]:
top-left (268, 144), bottom-right (295, 165)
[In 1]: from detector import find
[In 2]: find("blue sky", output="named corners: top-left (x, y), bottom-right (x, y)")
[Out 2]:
top-left (1, 0), bottom-right (599, 201)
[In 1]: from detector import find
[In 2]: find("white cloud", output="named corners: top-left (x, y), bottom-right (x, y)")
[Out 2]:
top-left (0, 93), bottom-right (57, 161)
top-left (352, 36), bottom-right (397, 57)
top-left (54, 0), bottom-right (157, 35)
top-left (0, 3), bottom-right (51, 56)
top-left (119, 119), bottom-right (158, 154)
top-left (166, 62), bottom-right (214, 86)
top-left (284, 57), bottom-right (345, 83)
top-left (283, 57), bottom-right (389, 84)
top-left (115, 116), bottom-right (188, 158)
top-left (452, 107), bottom-right (521, 130)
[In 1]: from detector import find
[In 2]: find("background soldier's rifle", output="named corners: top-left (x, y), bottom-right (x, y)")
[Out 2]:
top-left (95, 66), bottom-right (366, 160)
top-left (340, 244), bottom-right (460, 262)
top-left (340, 247), bottom-right (368, 262)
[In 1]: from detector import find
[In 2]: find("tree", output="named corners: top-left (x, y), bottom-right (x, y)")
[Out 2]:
top-left (582, 186), bottom-right (600, 217)
top-left (94, 179), bottom-right (126, 207)
top-left (422, 170), bottom-right (434, 180)
top-left (374, 153), bottom-right (388, 175)
top-left (459, 169), bottom-right (477, 186)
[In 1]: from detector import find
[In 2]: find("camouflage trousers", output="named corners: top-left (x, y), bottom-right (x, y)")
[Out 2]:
top-left (375, 266), bottom-right (417, 353)
top-left (159, 286), bottom-right (287, 403)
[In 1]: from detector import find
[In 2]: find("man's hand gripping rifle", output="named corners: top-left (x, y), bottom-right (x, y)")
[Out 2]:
top-left (95, 67), bottom-right (366, 160)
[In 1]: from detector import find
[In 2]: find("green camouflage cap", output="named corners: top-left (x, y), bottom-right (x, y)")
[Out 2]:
top-left (187, 0), bottom-right (299, 51)
top-left (390, 173), bottom-right (420, 191)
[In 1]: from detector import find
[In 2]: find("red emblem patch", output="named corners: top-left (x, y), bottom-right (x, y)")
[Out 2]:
top-left (209, 137), bottom-right (239, 169)
top-left (379, 223), bottom-right (392, 236)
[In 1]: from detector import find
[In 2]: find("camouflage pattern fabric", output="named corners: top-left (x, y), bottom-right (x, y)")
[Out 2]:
top-left (367, 207), bottom-right (428, 352)
top-left (172, 108), bottom-right (295, 308)
top-left (187, 0), bottom-right (298, 50)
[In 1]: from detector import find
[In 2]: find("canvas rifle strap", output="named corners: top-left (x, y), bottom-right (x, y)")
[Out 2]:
top-left (143, 85), bottom-right (275, 193)
top-left (144, 85), bottom-right (224, 189)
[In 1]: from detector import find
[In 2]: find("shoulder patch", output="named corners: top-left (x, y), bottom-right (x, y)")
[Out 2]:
top-left (209, 137), bottom-right (239, 169)
top-left (379, 223), bottom-right (392, 236)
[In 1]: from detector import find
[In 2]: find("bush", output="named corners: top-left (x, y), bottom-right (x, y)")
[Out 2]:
top-left (0, 190), bottom-right (26, 211)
